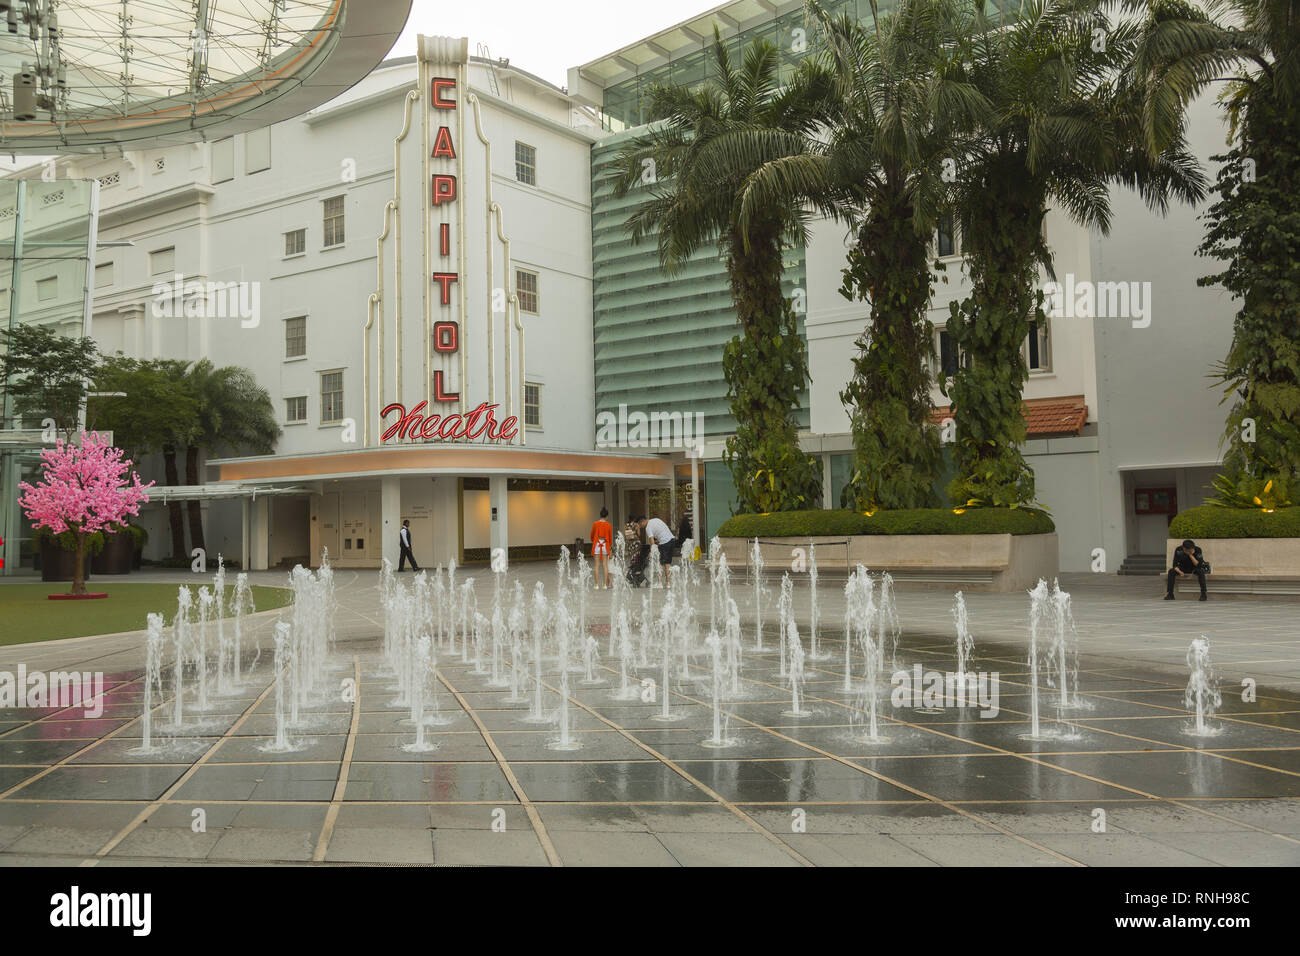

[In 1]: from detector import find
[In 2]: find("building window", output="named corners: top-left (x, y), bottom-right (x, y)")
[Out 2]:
top-left (515, 141), bottom-right (536, 186)
top-left (97, 170), bottom-right (120, 188)
top-left (285, 316), bottom-right (307, 358)
top-left (936, 328), bottom-right (968, 379)
top-left (1026, 318), bottom-right (1051, 372)
top-left (284, 229), bottom-right (306, 257)
top-left (516, 269), bottom-right (538, 314)
top-left (153, 156), bottom-right (166, 173)
top-left (323, 196), bottom-right (345, 247)
top-left (150, 246), bottom-right (175, 275)
top-left (245, 127), bottom-right (271, 174)
top-left (936, 214), bottom-right (958, 258)
top-left (211, 138), bottom-right (234, 183)
top-left (524, 383), bottom-right (541, 428)
top-left (95, 262), bottom-right (113, 288)
top-left (320, 370), bottom-right (344, 423)
top-left (285, 396), bottom-right (308, 424)
top-left (36, 276), bottom-right (56, 301)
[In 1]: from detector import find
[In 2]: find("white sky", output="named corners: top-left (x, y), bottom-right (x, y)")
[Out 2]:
top-left (385, 0), bottom-right (721, 87)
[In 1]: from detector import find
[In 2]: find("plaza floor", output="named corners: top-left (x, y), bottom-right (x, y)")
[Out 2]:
top-left (0, 567), bottom-right (1298, 867)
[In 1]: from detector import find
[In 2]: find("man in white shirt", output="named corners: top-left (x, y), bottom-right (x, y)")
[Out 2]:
top-left (638, 515), bottom-right (677, 583)
top-left (398, 519), bottom-right (420, 572)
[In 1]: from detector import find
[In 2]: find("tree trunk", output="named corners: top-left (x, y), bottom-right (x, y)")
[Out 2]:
top-left (71, 530), bottom-right (86, 596)
top-left (185, 445), bottom-right (206, 559)
top-left (163, 445), bottom-right (187, 560)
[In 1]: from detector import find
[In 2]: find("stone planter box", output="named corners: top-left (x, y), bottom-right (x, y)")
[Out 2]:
top-left (1166, 538), bottom-right (1300, 595)
top-left (91, 532), bottom-right (134, 575)
top-left (718, 533), bottom-right (1058, 592)
top-left (38, 540), bottom-right (91, 584)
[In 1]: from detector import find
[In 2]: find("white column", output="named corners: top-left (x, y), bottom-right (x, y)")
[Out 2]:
top-left (489, 475), bottom-right (508, 563)
top-left (248, 495), bottom-right (270, 571)
top-left (822, 452), bottom-right (832, 510)
top-left (690, 454), bottom-right (699, 545)
top-left (430, 476), bottom-right (459, 567)
top-left (381, 475), bottom-right (401, 569)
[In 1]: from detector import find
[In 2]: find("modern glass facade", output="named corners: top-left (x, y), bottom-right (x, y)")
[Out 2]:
top-left (0, 178), bottom-right (98, 574)
top-left (591, 133), bottom-right (809, 441)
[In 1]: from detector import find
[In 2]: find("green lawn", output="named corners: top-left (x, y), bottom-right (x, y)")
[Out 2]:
top-left (0, 581), bottom-right (292, 645)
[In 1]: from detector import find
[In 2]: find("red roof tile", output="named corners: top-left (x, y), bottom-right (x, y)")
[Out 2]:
top-left (929, 395), bottom-right (1088, 437)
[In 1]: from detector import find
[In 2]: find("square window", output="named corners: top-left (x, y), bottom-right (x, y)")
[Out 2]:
top-left (524, 383), bottom-right (541, 428)
top-left (285, 316), bottom-right (307, 358)
top-left (285, 396), bottom-right (308, 424)
top-left (516, 269), bottom-right (538, 314)
top-left (284, 229), bottom-right (306, 256)
top-left (323, 196), bottom-right (345, 247)
top-left (515, 141), bottom-right (536, 186)
top-left (320, 370), bottom-right (344, 423)
top-left (150, 247), bottom-right (175, 275)
top-left (937, 214), bottom-right (957, 257)
top-left (36, 276), bottom-right (56, 301)
top-left (95, 262), bottom-right (113, 288)
top-left (1026, 318), bottom-right (1051, 371)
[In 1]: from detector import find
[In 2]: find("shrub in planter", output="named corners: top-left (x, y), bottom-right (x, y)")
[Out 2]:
top-left (35, 527), bottom-right (105, 583)
top-left (1169, 505), bottom-right (1300, 539)
top-left (717, 507), bottom-right (1055, 538)
top-left (92, 523), bottom-right (145, 575)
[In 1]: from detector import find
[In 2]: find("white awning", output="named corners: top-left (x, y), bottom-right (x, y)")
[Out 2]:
top-left (144, 484), bottom-right (311, 503)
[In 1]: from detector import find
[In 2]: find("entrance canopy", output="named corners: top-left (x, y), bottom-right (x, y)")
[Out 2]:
top-left (0, 0), bottom-right (412, 153)
top-left (209, 444), bottom-right (677, 485)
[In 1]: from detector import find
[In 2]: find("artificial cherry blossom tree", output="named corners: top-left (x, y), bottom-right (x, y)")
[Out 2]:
top-left (18, 431), bottom-right (153, 595)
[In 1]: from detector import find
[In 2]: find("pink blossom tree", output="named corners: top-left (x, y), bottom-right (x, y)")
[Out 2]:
top-left (18, 431), bottom-right (153, 595)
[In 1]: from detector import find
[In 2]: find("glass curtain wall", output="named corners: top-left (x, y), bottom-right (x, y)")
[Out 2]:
top-left (0, 177), bottom-right (98, 574)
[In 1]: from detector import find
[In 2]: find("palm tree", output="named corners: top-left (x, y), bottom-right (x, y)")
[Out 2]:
top-left (184, 360), bottom-right (280, 555)
top-left (943, 0), bottom-right (1206, 509)
top-left (735, 0), bottom-right (989, 510)
top-left (1129, 0), bottom-right (1300, 507)
top-left (610, 29), bottom-right (829, 514)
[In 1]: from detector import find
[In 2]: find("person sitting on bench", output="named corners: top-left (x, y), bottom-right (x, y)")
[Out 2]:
top-left (1165, 539), bottom-right (1207, 601)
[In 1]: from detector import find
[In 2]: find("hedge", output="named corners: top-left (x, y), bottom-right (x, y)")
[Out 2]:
top-left (1169, 505), bottom-right (1300, 539)
top-left (717, 508), bottom-right (1055, 538)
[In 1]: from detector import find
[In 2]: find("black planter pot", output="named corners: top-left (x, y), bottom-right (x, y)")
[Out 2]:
top-left (92, 532), bottom-right (133, 575)
top-left (39, 540), bottom-right (91, 583)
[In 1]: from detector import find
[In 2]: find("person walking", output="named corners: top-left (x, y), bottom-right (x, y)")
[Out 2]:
top-left (590, 507), bottom-right (613, 589)
top-left (398, 519), bottom-right (420, 572)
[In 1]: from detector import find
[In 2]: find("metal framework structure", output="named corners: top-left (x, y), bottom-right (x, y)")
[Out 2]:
top-left (0, 0), bottom-right (412, 152)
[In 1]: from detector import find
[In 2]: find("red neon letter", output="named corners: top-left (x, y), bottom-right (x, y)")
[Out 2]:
top-left (434, 370), bottom-right (460, 403)
top-left (497, 417), bottom-right (520, 442)
top-left (439, 222), bottom-right (450, 257)
top-left (434, 321), bottom-right (458, 353)
top-left (431, 78), bottom-right (456, 109)
top-left (432, 174), bottom-right (457, 206)
top-left (432, 126), bottom-right (456, 159)
top-left (432, 273), bottom-right (458, 305)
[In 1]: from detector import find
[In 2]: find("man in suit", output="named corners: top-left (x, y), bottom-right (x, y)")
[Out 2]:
top-left (398, 519), bottom-right (420, 572)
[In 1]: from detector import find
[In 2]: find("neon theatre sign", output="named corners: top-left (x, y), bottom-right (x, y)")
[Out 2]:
top-left (380, 73), bottom-right (519, 444)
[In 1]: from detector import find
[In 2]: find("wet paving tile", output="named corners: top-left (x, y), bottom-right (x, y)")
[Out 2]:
top-left (0, 738), bottom-right (92, 765)
top-left (173, 763), bottom-right (339, 802)
top-left (12, 764), bottom-right (187, 801)
top-left (1034, 750), bottom-right (1300, 800)
top-left (344, 761), bottom-right (516, 802)
top-left (510, 761), bottom-right (710, 803)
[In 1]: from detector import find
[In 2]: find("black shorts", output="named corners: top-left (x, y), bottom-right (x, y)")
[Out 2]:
top-left (656, 540), bottom-right (676, 564)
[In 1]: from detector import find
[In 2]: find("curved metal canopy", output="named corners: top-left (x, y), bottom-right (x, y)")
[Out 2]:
top-left (0, 0), bottom-right (412, 153)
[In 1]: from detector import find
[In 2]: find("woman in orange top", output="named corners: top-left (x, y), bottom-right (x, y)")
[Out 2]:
top-left (590, 507), bottom-right (613, 589)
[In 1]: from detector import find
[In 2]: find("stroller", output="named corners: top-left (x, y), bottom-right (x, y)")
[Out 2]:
top-left (626, 539), bottom-right (650, 588)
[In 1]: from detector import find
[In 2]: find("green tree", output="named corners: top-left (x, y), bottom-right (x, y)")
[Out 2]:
top-left (0, 325), bottom-right (99, 440)
top-left (1129, 0), bottom-right (1300, 508)
top-left (611, 29), bottom-right (827, 514)
top-left (183, 360), bottom-right (280, 555)
top-left (736, 0), bottom-right (988, 509)
top-left (944, 0), bottom-right (1205, 509)
top-left (87, 356), bottom-right (199, 559)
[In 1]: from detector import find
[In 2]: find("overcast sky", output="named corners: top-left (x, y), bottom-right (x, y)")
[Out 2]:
top-left (385, 0), bottom-right (720, 87)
